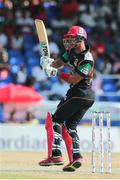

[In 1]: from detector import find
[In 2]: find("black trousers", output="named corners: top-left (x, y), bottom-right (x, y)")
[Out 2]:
top-left (52, 86), bottom-right (95, 129)
top-left (52, 86), bottom-right (95, 159)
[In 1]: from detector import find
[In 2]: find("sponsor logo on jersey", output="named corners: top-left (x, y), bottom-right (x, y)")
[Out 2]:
top-left (79, 63), bottom-right (92, 75)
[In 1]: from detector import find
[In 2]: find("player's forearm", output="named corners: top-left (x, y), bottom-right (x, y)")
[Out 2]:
top-left (60, 72), bottom-right (83, 84)
top-left (67, 74), bottom-right (83, 84)
top-left (51, 59), bottom-right (65, 69)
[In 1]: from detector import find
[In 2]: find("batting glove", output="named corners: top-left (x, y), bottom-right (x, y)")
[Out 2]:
top-left (40, 56), bottom-right (54, 70)
top-left (44, 65), bottom-right (58, 77)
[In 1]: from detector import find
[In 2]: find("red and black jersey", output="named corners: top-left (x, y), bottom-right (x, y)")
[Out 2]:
top-left (61, 46), bottom-right (94, 88)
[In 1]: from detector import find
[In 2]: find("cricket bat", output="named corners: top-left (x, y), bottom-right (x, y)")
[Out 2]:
top-left (35, 19), bottom-right (57, 76)
top-left (35, 19), bottom-right (50, 57)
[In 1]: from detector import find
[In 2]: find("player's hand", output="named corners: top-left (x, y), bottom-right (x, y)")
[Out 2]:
top-left (40, 56), bottom-right (54, 69)
top-left (44, 65), bottom-right (58, 77)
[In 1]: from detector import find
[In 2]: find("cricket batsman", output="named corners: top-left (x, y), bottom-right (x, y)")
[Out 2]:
top-left (39, 26), bottom-right (95, 171)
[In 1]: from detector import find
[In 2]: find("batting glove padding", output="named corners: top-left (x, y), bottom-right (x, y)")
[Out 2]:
top-left (40, 56), bottom-right (54, 69)
top-left (44, 65), bottom-right (58, 77)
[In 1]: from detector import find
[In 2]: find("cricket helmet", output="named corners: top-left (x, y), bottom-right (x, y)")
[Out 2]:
top-left (63, 26), bottom-right (87, 51)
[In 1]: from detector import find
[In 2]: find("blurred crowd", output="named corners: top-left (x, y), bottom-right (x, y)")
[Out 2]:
top-left (0, 0), bottom-right (120, 102)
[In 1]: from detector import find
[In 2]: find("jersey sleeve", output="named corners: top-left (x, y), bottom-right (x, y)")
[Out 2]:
top-left (61, 51), bottom-right (69, 63)
top-left (76, 60), bottom-right (94, 78)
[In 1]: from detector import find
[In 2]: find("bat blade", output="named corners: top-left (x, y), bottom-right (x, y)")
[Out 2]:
top-left (35, 19), bottom-right (50, 57)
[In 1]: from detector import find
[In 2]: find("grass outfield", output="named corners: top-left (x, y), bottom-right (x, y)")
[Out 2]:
top-left (0, 152), bottom-right (120, 179)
